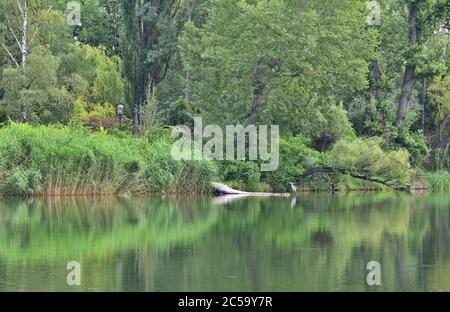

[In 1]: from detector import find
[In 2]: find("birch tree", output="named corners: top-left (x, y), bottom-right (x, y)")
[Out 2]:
top-left (0, 0), bottom-right (51, 121)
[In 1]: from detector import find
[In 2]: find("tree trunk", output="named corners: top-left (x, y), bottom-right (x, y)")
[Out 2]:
top-left (429, 133), bottom-right (450, 166)
top-left (421, 78), bottom-right (427, 132)
top-left (297, 166), bottom-right (393, 186)
top-left (106, 0), bottom-right (121, 51)
top-left (211, 182), bottom-right (289, 197)
top-left (184, 1), bottom-right (194, 105)
top-left (396, 65), bottom-right (416, 127)
top-left (132, 66), bottom-right (143, 135)
top-left (428, 119), bottom-right (450, 166)
top-left (248, 57), bottom-right (263, 119)
top-left (364, 94), bottom-right (373, 136)
top-left (19, 0), bottom-right (29, 122)
top-left (132, 79), bottom-right (143, 135)
top-left (396, 1), bottom-right (418, 127)
top-left (132, 104), bottom-right (140, 135)
top-left (20, 0), bottom-right (28, 67)
top-left (371, 59), bottom-right (383, 101)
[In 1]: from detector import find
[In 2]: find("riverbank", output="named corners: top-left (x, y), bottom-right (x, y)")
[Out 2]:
top-left (296, 175), bottom-right (433, 192)
top-left (0, 123), bottom-right (447, 196)
top-left (0, 123), bottom-right (217, 196)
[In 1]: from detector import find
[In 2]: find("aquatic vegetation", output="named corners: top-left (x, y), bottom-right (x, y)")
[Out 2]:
top-left (0, 123), bottom-right (218, 195)
top-left (425, 171), bottom-right (450, 192)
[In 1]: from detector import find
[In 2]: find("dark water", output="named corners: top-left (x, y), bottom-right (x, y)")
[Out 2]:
top-left (0, 192), bottom-right (450, 292)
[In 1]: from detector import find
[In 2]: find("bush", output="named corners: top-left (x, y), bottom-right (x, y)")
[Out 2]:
top-left (70, 98), bottom-right (118, 130)
top-left (216, 136), bottom-right (326, 192)
top-left (263, 136), bottom-right (326, 191)
top-left (395, 131), bottom-right (429, 166)
top-left (329, 137), bottom-right (411, 184)
top-left (221, 161), bottom-right (260, 185)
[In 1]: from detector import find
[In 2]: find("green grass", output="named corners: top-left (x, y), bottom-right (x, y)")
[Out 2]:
top-left (425, 170), bottom-right (450, 192)
top-left (0, 123), bottom-right (218, 196)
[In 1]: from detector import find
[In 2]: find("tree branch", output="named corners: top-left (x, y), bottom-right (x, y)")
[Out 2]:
top-left (169, 0), bottom-right (182, 20)
top-left (29, 6), bottom-right (53, 46)
top-left (7, 18), bottom-right (22, 50)
top-left (297, 166), bottom-right (393, 186)
top-left (1, 42), bottom-right (20, 67)
top-left (16, 0), bottom-right (24, 16)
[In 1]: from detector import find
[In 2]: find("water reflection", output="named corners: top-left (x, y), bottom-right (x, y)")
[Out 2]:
top-left (0, 192), bottom-right (449, 291)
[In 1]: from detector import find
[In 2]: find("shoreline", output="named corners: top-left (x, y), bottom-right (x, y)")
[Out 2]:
top-left (0, 186), bottom-right (442, 199)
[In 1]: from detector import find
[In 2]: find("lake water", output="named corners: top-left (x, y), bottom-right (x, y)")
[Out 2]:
top-left (0, 192), bottom-right (449, 292)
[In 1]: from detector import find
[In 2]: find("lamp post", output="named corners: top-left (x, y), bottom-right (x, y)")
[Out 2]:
top-left (117, 101), bottom-right (124, 124)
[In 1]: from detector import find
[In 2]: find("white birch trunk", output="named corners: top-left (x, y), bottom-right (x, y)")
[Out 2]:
top-left (20, 0), bottom-right (28, 67)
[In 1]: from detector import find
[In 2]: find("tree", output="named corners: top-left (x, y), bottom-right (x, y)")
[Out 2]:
top-left (427, 74), bottom-right (450, 166)
top-left (180, 0), bottom-right (373, 144)
top-left (396, 0), bottom-right (450, 127)
top-left (0, 46), bottom-right (74, 124)
top-left (61, 44), bottom-right (125, 127)
top-left (0, 0), bottom-right (56, 121)
top-left (121, 0), bottom-right (183, 134)
top-left (48, 0), bottom-right (121, 53)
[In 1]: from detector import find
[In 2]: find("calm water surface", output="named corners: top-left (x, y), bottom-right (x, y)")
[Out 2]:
top-left (0, 192), bottom-right (450, 291)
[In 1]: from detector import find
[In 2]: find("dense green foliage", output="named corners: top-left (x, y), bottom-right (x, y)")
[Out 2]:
top-left (0, 123), bottom-right (217, 195)
top-left (329, 137), bottom-right (411, 183)
top-left (0, 0), bottom-right (449, 194)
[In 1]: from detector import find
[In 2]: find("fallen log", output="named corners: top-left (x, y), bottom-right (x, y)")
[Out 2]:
top-left (296, 166), bottom-right (392, 186)
top-left (211, 182), bottom-right (290, 197)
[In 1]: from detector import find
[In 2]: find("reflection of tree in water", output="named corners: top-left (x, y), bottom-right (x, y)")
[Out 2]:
top-left (200, 193), bottom-right (450, 291)
top-left (0, 196), bottom-right (222, 291)
top-left (0, 196), bottom-right (219, 260)
top-left (1, 193), bottom-right (450, 291)
top-left (311, 230), bottom-right (334, 247)
top-left (415, 194), bottom-right (450, 290)
top-left (194, 194), bottom-right (404, 291)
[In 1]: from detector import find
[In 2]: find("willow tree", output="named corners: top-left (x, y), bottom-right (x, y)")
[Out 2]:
top-left (121, 0), bottom-right (183, 134)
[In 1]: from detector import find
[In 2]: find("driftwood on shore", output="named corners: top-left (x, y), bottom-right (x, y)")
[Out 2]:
top-left (297, 166), bottom-right (393, 186)
top-left (211, 182), bottom-right (290, 197)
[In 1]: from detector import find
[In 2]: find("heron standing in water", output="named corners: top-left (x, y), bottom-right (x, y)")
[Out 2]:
top-left (288, 182), bottom-right (297, 194)
top-left (288, 183), bottom-right (297, 209)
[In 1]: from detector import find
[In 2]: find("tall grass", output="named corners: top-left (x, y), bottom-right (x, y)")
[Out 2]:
top-left (0, 123), bottom-right (218, 196)
top-left (426, 170), bottom-right (450, 192)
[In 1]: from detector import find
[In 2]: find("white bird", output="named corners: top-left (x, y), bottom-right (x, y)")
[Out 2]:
top-left (290, 196), bottom-right (297, 209)
top-left (288, 183), bottom-right (297, 194)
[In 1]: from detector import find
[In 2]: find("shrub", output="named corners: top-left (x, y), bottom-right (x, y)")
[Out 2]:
top-left (70, 98), bottom-right (117, 130)
top-left (263, 136), bottom-right (326, 191)
top-left (395, 131), bottom-right (429, 166)
top-left (221, 161), bottom-right (261, 185)
top-left (329, 137), bottom-right (411, 184)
